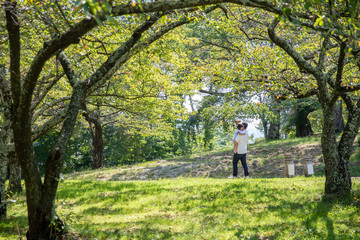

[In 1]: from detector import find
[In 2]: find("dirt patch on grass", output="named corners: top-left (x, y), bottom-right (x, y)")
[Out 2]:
top-left (68, 142), bottom-right (324, 181)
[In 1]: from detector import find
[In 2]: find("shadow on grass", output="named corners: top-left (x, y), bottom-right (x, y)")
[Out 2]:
top-left (0, 215), bottom-right (28, 238)
top-left (27, 178), bottom-right (360, 239)
top-left (303, 194), bottom-right (360, 240)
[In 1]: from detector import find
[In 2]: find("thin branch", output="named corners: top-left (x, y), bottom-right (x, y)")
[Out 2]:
top-left (54, 0), bottom-right (72, 28)
top-left (31, 72), bottom-right (65, 112)
top-left (32, 96), bottom-right (71, 124)
top-left (268, 18), bottom-right (318, 77)
top-left (57, 51), bottom-right (78, 87)
top-left (317, 34), bottom-right (330, 70)
top-left (334, 41), bottom-right (347, 92)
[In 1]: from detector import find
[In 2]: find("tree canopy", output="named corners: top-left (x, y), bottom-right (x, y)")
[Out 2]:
top-left (1, 0), bottom-right (360, 239)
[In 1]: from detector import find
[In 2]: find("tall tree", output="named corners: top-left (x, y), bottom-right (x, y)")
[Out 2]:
top-left (2, 1), bottom-right (226, 238)
top-left (267, 4), bottom-right (360, 195)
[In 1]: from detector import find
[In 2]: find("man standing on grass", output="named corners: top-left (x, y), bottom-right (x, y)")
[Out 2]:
top-left (229, 123), bottom-right (249, 179)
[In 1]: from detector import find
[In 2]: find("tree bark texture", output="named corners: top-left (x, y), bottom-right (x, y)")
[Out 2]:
top-left (0, 63), bottom-right (11, 220)
top-left (321, 104), bottom-right (352, 195)
top-left (24, 83), bottom-right (86, 240)
top-left (7, 149), bottom-right (22, 194)
top-left (334, 100), bottom-right (344, 133)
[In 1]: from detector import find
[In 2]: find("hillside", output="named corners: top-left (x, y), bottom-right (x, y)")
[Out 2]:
top-left (3, 137), bottom-right (360, 240)
top-left (66, 136), bottom-right (349, 181)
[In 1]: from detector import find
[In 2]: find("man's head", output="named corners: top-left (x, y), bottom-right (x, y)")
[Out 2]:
top-left (242, 122), bottom-right (248, 129)
top-left (235, 118), bottom-right (241, 125)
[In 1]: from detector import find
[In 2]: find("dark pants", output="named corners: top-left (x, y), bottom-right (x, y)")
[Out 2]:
top-left (233, 153), bottom-right (249, 177)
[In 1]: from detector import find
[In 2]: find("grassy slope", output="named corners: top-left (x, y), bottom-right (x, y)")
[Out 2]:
top-left (1, 137), bottom-right (360, 240)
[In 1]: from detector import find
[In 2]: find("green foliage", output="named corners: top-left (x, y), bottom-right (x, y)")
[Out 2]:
top-left (169, 121), bottom-right (196, 156)
top-left (34, 127), bottom-right (92, 174)
top-left (103, 124), bottom-right (172, 165)
top-left (308, 110), bottom-right (323, 134)
top-left (3, 177), bottom-right (360, 239)
top-left (34, 118), bottom-right (206, 172)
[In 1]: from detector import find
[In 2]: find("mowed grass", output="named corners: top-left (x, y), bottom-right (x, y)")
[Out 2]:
top-left (2, 177), bottom-right (360, 240)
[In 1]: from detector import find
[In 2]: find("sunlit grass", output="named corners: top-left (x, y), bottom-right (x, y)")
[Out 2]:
top-left (251, 136), bottom-right (321, 149)
top-left (2, 177), bottom-right (360, 239)
top-left (3, 136), bottom-right (360, 239)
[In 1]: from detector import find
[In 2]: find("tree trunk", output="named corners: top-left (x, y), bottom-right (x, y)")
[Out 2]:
top-left (261, 118), bottom-right (269, 140)
top-left (322, 104), bottom-right (352, 195)
top-left (91, 118), bottom-right (104, 169)
top-left (268, 121), bottom-right (280, 140)
top-left (7, 149), bottom-right (22, 194)
top-left (334, 100), bottom-right (344, 133)
top-left (24, 149), bottom-right (66, 240)
top-left (0, 64), bottom-right (11, 220)
top-left (295, 103), bottom-right (315, 137)
top-left (188, 95), bottom-right (200, 134)
top-left (268, 105), bottom-right (280, 140)
top-left (22, 84), bottom-right (86, 240)
top-left (83, 111), bottom-right (104, 169)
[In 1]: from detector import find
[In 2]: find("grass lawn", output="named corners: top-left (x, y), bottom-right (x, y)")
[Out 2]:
top-left (2, 177), bottom-right (360, 240)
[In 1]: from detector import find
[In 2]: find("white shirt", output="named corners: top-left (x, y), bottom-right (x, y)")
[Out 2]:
top-left (234, 131), bottom-right (248, 154)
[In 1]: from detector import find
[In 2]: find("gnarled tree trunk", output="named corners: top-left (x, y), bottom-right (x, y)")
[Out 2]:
top-left (321, 102), bottom-right (353, 195)
top-left (295, 102), bottom-right (316, 137)
top-left (20, 83), bottom-right (86, 240)
top-left (83, 111), bottom-right (104, 169)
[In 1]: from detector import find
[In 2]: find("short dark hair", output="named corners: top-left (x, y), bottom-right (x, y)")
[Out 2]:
top-left (242, 122), bottom-right (248, 129)
top-left (237, 124), bottom-right (243, 130)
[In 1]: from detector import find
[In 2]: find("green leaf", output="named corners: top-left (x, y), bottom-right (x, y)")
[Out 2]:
top-left (314, 17), bottom-right (323, 27)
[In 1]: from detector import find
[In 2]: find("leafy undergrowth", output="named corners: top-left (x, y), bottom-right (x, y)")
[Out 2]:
top-left (2, 178), bottom-right (360, 239)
